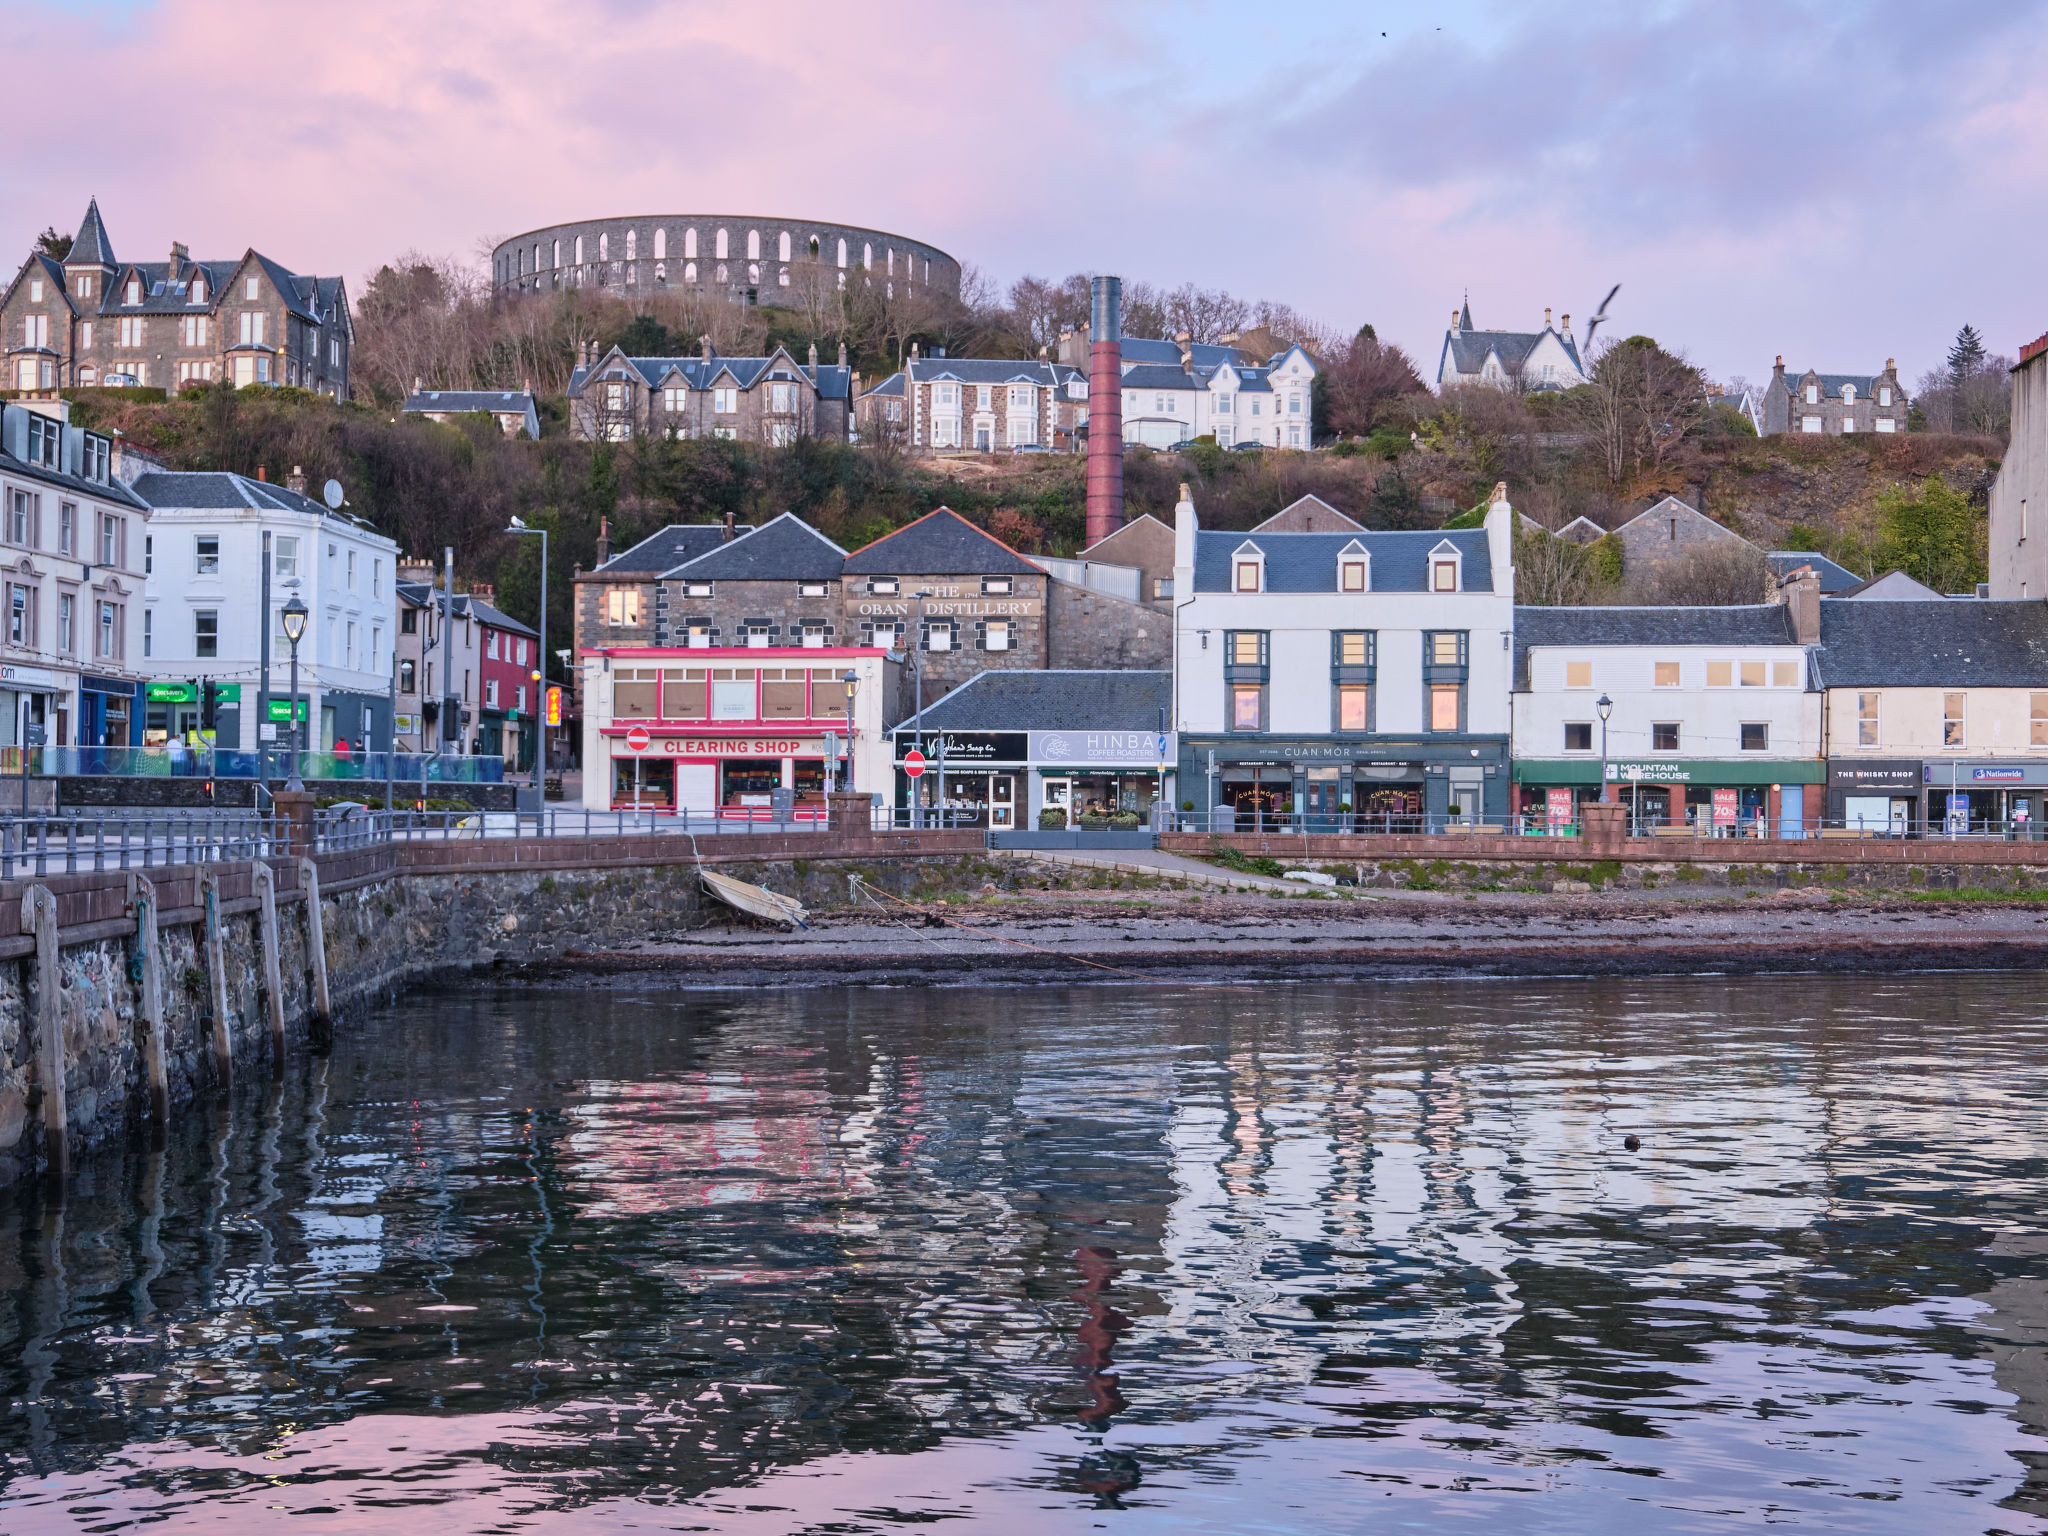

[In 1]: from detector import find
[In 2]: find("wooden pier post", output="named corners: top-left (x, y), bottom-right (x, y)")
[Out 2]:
top-left (23, 886), bottom-right (65, 1190)
top-left (197, 868), bottom-right (233, 1089)
top-left (251, 861), bottom-right (287, 1069)
top-left (127, 873), bottom-right (167, 1141)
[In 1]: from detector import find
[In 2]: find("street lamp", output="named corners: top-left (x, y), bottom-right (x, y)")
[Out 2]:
top-left (841, 668), bottom-right (859, 793)
top-left (910, 589), bottom-right (932, 826)
top-left (506, 517), bottom-right (548, 804)
top-left (1596, 693), bottom-right (1613, 815)
top-left (281, 595), bottom-right (309, 791)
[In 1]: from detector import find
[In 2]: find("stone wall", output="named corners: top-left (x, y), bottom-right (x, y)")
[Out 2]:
top-left (1047, 579), bottom-right (1172, 670)
top-left (0, 829), bottom-right (990, 1190)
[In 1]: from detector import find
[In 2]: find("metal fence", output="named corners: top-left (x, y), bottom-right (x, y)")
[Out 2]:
top-left (0, 812), bottom-right (282, 878)
top-left (1159, 806), bottom-right (2048, 843)
top-left (312, 803), bottom-right (976, 849)
top-left (26, 746), bottom-right (507, 784)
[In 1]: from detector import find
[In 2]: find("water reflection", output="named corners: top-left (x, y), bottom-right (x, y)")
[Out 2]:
top-left (0, 976), bottom-right (2045, 1531)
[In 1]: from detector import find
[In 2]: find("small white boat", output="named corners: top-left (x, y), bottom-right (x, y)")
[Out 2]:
top-left (699, 869), bottom-right (809, 929)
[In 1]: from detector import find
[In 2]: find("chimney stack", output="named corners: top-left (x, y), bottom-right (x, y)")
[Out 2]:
top-left (723, 508), bottom-right (735, 543)
top-left (1544, 307), bottom-right (1552, 329)
top-left (595, 516), bottom-right (612, 566)
top-left (1085, 276), bottom-right (1125, 546)
top-left (700, 335), bottom-right (712, 364)
top-left (1561, 313), bottom-right (1570, 332)
top-left (808, 341), bottom-right (819, 369)
top-left (256, 466), bottom-right (266, 482)
top-left (838, 341), bottom-right (847, 367)
top-left (286, 465), bottom-right (306, 495)
top-left (1775, 566), bottom-right (1821, 645)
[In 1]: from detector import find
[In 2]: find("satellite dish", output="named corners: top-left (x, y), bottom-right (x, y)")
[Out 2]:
top-left (322, 479), bottom-right (344, 509)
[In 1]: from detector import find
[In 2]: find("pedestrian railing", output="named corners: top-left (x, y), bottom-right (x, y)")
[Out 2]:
top-left (0, 811), bottom-right (282, 878)
top-left (312, 803), bottom-right (975, 850)
top-left (30, 746), bottom-right (508, 784)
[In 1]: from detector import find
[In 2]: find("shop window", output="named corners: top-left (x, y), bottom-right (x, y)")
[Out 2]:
top-left (1565, 660), bottom-right (1592, 689)
top-left (1564, 722), bottom-right (1592, 751)
top-left (1337, 684), bottom-right (1369, 731)
top-left (1231, 685), bottom-right (1264, 731)
top-left (661, 667), bottom-right (707, 719)
top-left (1773, 661), bottom-right (1801, 687)
top-left (761, 668), bottom-right (806, 718)
top-left (1428, 685), bottom-right (1461, 732)
top-left (811, 670), bottom-right (850, 715)
top-left (1653, 722), bottom-right (1680, 751)
top-left (613, 757), bottom-right (674, 810)
top-left (1857, 692), bottom-right (1879, 747)
top-left (612, 667), bottom-right (657, 717)
top-left (1706, 661), bottom-right (1732, 687)
top-left (1741, 722), bottom-right (1768, 751)
top-left (711, 669), bottom-right (757, 720)
top-left (1654, 661), bottom-right (1680, 687)
top-left (2034, 693), bottom-right (2048, 748)
top-left (1740, 661), bottom-right (1765, 687)
top-left (1943, 692), bottom-right (1965, 747)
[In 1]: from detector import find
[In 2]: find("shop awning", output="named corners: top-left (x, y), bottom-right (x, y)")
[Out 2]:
top-left (1514, 758), bottom-right (1825, 786)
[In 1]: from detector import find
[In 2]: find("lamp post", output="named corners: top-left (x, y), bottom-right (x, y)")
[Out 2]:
top-left (910, 589), bottom-right (931, 827)
top-left (1596, 692), bottom-right (1613, 820)
top-left (282, 596), bottom-right (309, 791)
top-left (841, 667), bottom-right (859, 793)
top-left (506, 516), bottom-right (548, 804)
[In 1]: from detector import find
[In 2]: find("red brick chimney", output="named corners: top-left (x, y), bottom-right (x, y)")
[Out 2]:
top-left (595, 517), bottom-right (612, 565)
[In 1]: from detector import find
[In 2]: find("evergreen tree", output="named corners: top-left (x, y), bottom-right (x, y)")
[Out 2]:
top-left (34, 226), bottom-right (70, 260)
top-left (1947, 324), bottom-right (1987, 388)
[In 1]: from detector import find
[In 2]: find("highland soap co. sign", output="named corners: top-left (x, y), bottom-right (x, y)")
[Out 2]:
top-left (1030, 731), bottom-right (1175, 767)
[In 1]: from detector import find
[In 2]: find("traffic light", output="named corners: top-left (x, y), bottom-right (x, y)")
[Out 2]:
top-left (199, 680), bottom-right (218, 732)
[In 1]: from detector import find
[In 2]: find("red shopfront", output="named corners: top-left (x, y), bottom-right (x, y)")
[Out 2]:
top-left (598, 649), bottom-right (873, 816)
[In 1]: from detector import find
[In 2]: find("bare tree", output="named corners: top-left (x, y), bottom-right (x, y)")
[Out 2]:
top-left (1627, 541), bottom-right (1773, 606)
top-left (1565, 337), bottom-right (1708, 485)
top-left (1321, 332), bottom-right (1426, 435)
top-left (1515, 524), bottom-right (1613, 606)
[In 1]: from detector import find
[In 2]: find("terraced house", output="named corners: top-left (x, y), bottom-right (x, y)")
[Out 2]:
top-left (856, 350), bottom-right (1087, 453)
top-left (566, 340), bottom-right (851, 443)
top-left (1, 199), bottom-right (351, 397)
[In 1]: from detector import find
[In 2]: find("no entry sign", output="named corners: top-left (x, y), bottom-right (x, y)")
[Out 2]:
top-left (625, 726), bottom-right (651, 752)
top-left (903, 749), bottom-right (927, 778)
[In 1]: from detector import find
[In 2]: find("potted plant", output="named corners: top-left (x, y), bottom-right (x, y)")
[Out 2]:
top-left (1038, 807), bottom-right (1068, 831)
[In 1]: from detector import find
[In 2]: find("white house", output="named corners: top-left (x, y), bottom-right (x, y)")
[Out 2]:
top-left (0, 400), bottom-right (150, 754)
top-left (1437, 302), bottom-right (1589, 391)
top-left (130, 470), bottom-right (398, 752)
top-left (1511, 603), bottom-right (1822, 833)
top-left (1172, 482), bottom-right (1517, 826)
top-left (1117, 337), bottom-right (1317, 450)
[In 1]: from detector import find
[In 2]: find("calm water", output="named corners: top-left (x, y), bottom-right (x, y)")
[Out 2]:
top-left (1, 976), bottom-right (2046, 1533)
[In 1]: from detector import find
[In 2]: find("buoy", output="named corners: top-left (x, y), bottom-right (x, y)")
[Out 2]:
top-left (1623, 1135), bottom-right (1641, 1151)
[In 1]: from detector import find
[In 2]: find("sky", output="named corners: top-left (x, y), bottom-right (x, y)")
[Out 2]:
top-left (8, 0), bottom-right (2048, 386)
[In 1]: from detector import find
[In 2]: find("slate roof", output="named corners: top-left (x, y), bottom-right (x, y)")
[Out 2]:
top-left (908, 358), bottom-right (1080, 388)
top-left (452, 592), bottom-right (538, 639)
top-left (861, 372), bottom-right (906, 399)
top-left (1192, 529), bottom-right (1494, 594)
top-left (1813, 600), bottom-right (2048, 688)
top-left (570, 350), bottom-right (852, 400)
top-left (590, 523), bottom-right (750, 575)
top-left (1119, 337), bottom-right (1245, 370)
top-left (0, 418), bottom-right (146, 509)
top-left (892, 670), bottom-right (1171, 735)
top-left (129, 469), bottom-right (356, 523)
top-left (1767, 551), bottom-right (1860, 593)
top-left (663, 512), bottom-right (846, 580)
top-left (404, 389), bottom-right (534, 413)
top-left (1777, 370), bottom-right (1885, 397)
top-left (1833, 569), bottom-right (1945, 601)
top-left (69, 199), bottom-right (115, 266)
top-left (1250, 495), bottom-right (1366, 534)
top-left (842, 508), bottom-right (1044, 576)
top-left (1512, 604), bottom-right (1799, 688)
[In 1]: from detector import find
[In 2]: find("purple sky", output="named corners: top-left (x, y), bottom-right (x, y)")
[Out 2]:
top-left (10, 0), bottom-right (2048, 385)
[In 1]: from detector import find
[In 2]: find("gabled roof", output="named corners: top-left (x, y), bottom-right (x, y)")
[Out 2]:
top-left (1512, 604), bottom-right (1799, 688)
top-left (1767, 551), bottom-right (1860, 593)
top-left (1441, 308), bottom-right (1584, 379)
top-left (1081, 512), bottom-right (1173, 559)
top-left (129, 469), bottom-right (345, 520)
top-left (590, 522), bottom-right (750, 576)
top-left (1119, 337), bottom-right (1245, 371)
top-left (891, 670), bottom-right (1170, 734)
top-left (860, 372), bottom-right (907, 399)
top-left (1815, 600), bottom-right (2048, 688)
top-left (570, 349), bottom-right (853, 401)
top-left (907, 358), bottom-right (1077, 387)
top-left (1613, 495), bottom-right (1756, 546)
top-left (404, 389), bottom-right (536, 412)
top-left (94, 250), bottom-right (337, 320)
top-left (1250, 494), bottom-right (1366, 534)
top-left (1776, 368), bottom-right (1891, 396)
top-left (1120, 362), bottom-right (1210, 392)
top-left (68, 198), bottom-right (115, 267)
top-left (1832, 569), bottom-right (1945, 601)
top-left (0, 413), bottom-right (146, 509)
top-left (452, 592), bottom-right (538, 639)
top-left (1193, 529), bottom-right (1494, 593)
top-left (663, 511), bottom-right (846, 580)
top-left (842, 507), bottom-right (1044, 576)
top-left (1555, 516), bottom-right (1607, 545)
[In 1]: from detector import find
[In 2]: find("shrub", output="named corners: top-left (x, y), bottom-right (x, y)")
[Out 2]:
top-left (1038, 808), bottom-right (1067, 831)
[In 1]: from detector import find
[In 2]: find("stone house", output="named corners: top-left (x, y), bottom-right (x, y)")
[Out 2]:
top-left (1078, 513), bottom-right (1177, 609)
top-left (402, 387), bottom-right (540, 439)
top-left (1609, 496), bottom-right (1756, 577)
top-left (1, 198), bottom-right (350, 397)
top-left (566, 341), bottom-right (851, 443)
top-left (651, 513), bottom-right (855, 651)
top-left (1760, 357), bottom-right (1906, 435)
top-left (857, 351), bottom-right (1087, 454)
top-left (1250, 495), bottom-right (1367, 535)
top-left (1436, 302), bottom-right (1588, 391)
top-left (572, 520), bottom-right (751, 666)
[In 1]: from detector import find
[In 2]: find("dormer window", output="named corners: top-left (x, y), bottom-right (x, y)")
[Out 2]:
top-left (1804, 383), bottom-right (1818, 404)
top-left (1235, 561), bottom-right (1259, 591)
top-left (1431, 558), bottom-right (1458, 592)
top-left (125, 279), bottom-right (141, 305)
top-left (868, 577), bottom-right (899, 595)
top-left (191, 276), bottom-right (206, 304)
top-left (981, 576), bottom-right (1012, 595)
top-left (1337, 540), bottom-right (1369, 593)
top-left (1231, 541), bottom-right (1265, 593)
top-left (1842, 384), bottom-right (1856, 403)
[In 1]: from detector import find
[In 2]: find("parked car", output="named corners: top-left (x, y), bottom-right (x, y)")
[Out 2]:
top-left (102, 373), bottom-right (143, 388)
top-left (1230, 440), bottom-right (1265, 453)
